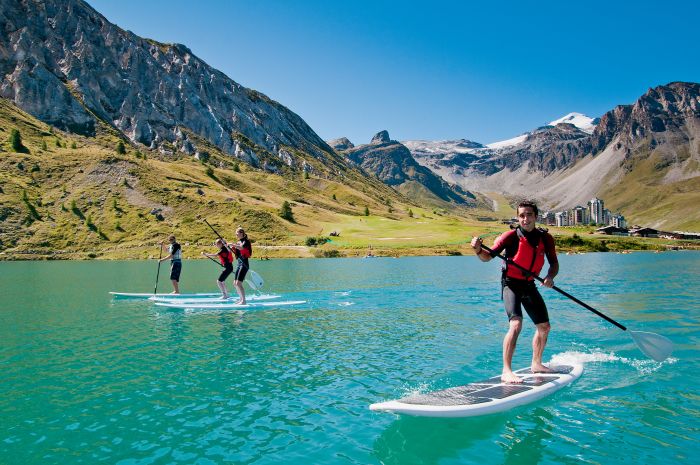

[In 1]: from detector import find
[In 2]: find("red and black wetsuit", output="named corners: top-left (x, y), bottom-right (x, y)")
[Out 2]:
top-left (490, 227), bottom-right (558, 324)
top-left (217, 246), bottom-right (234, 282)
top-left (234, 238), bottom-right (252, 282)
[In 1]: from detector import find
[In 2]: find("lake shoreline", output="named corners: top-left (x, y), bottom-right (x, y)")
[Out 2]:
top-left (2, 239), bottom-right (698, 261)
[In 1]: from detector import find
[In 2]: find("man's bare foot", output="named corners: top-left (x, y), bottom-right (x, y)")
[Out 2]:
top-left (531, 363), bottom-right (555, 373)
top-left (501, 371), bottom-right (523, 384)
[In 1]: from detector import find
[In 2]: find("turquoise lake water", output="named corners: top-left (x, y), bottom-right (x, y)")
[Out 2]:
top-left (1, 253), bottom-right (699, 464)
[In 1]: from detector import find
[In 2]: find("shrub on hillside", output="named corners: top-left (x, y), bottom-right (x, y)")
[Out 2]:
top-left (305, 236), bottom-right (330, 247)
top-left (198, 151), bottom-right (210, 163)
top-left (279, 201), bottom-right (294, 222)
top-left (9, 129), bottom-right (28, 153)
top-left (312, 249), bottom-right (342, 258)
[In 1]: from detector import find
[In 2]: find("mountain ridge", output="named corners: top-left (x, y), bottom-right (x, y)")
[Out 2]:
top-left (0, 0), bottom-right (344, 176)
top-left (404, 82), bottom-right (700, 229)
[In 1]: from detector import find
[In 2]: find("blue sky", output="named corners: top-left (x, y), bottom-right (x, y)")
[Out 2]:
top-left (88, 0), bottom-right (699, 145)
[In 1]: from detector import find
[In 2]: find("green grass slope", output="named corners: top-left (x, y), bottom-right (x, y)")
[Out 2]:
top-left (600, 144), bottom-right (700, 231)
top-left (0, 99), bottom-right (490, 259)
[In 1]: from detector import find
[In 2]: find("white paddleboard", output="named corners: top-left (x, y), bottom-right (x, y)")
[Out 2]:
top-left (110, 292), bottom-right (221, 299)
top-left (149, 294), bottom-right (281, 303)
top-left (370, 364), bottom-right (582, 417)
top-left (153, 300), bottom-right (306, 309)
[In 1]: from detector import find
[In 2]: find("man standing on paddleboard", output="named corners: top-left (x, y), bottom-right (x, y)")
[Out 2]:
top-left (470, 200), bottom-right (559, 383)
top-left (159, 235), bottom-right (182, 294)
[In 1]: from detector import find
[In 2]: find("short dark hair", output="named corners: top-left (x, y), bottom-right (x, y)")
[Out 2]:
top-left (517, 200), bottom-right (538, 216)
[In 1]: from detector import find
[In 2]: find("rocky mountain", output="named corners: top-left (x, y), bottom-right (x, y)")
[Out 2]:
top-left (404, 82), bottom-right (700, 229)
top-left (328, 137), bottom-right (354, 151)
top-left (338, 130), bottom-right (476, 206)
top-left (0, 0), bottom-right (343, 174)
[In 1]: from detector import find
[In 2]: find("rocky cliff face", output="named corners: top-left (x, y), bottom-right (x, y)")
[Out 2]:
top-left (341, 131), bottom-right (475, 205)
top-left (327, 137), bottom-right (354, 151)
top-left (591, 82), bottom-right (700, 156)
top-left (0, 0), bottom-right (337, 172)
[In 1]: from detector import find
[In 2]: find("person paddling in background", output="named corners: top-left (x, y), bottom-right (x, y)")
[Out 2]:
top-left (159, 235), bottom-right (182, 294)
top-left (470, 200), bottom-right (559, 384)
top-left (201, 238), bottom-right (234, 299)
top-left (229, 227), bottom-right (252, 305)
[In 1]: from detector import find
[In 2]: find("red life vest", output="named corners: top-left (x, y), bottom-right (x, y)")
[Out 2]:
top-left (218, 247), bottom-right (234, 266)
top-left (503, 228), bottom-right (546, 281)
top-left (236, 239), bottom-right (252, 259)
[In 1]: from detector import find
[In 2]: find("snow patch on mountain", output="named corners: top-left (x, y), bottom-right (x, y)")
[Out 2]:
top-left (402, 139), bottom-right (485, 155)
top-left (486, 133), bottom-right (528, 149)
top-left (548, 112), bottom-right (597, 134)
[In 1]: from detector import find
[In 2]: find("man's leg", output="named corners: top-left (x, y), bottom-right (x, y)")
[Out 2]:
top-left (502, 317), bottom-right (523, 383)
top-left (531, 322), bottom-right (553, 372)
top-left (170, 263), bottom-right (181, 294)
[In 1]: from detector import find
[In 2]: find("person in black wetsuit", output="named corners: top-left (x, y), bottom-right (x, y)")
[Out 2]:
top-left (229, 227), bottom-right (252, 305)
top-left (159, 235), bottom-right (182, 294)
top-left (470, 201), bottom-right (559, 383)
top-left (201, 238), bottom-right (234, 299)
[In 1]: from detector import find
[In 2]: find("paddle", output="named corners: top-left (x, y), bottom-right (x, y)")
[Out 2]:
top-left (479, 243), bottom-right (673, 362)
top-left (154, 242), bottom-right (163, 295)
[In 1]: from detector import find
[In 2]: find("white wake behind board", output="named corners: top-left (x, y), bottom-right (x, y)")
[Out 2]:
top-left (153, 300), bottom-right (306, 310)
top-left (369, 364), bottom-right (583, 418)
top-left (110, 292), bottom-right (221, 299)
top-left (149, 294), bottom-right (281, 303)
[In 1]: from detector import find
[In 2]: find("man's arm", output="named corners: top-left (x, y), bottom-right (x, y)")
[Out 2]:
top-left (542, 234), bottom-right (559, 287)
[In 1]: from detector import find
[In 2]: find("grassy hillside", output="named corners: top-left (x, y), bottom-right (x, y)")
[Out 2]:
top-left (0, 99), bottom-right (486, 259)
top-left (600, 142), bottom-right (700, 231)
top-left (1, 99), bottom-right (697, 260)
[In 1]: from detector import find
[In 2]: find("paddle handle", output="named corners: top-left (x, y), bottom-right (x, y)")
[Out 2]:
top-left (480, 244), bottom-right (627, 331)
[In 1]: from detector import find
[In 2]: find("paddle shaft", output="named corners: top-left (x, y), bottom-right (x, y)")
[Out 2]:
top-left (202, 219), bottom-right (230, 268)
top-left (204, 219), bottom-right (226, 245)
top-left (480, 244), bottom-right (627, 331)
top-left (154, 244), bottom-right (163, 295)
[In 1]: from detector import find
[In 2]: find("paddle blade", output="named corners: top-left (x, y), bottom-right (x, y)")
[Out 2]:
top-left (630, 331), bottom-right (673, 362)
top-left (248, 270), bottom-right (264, 289)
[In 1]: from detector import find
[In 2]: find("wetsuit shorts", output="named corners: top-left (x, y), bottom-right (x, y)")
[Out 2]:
top-left (503, 278), bottom-right (549, 324)
top-left (170, 260), bottom-right (182, 282)
top-left (218, 263), bottom-right (233, 282)
top-left (234, 259), bottom-right (248, 282)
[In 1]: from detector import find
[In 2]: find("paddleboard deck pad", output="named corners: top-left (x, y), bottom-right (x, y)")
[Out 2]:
top-left (370, 364), bottom-right (582, 417)
top-left (110, 292), bottom-right (221, 299)
top-left (149, 294), bottom-right (281, 303)
top-left (153, 300), bottom-right (307, 309)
